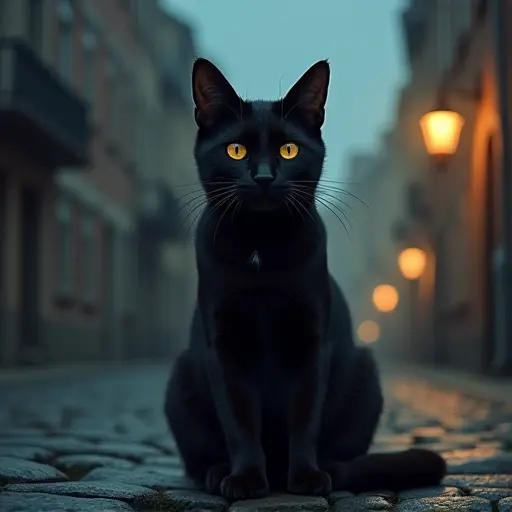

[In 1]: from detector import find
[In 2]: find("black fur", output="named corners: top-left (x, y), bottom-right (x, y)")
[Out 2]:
top-left (164, 58), bottom-right (446, 500)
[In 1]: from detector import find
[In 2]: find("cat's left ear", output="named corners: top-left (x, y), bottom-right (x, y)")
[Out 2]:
top-left (282, 60), bottom-right (330, 128)
top-left (192, 58), bottom-right (241, 128)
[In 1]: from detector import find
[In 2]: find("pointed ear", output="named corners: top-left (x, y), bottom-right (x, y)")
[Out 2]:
top-left (282, 60), bottom-right (330, 128)
top-left (192, 58), bottom-right (241, 128)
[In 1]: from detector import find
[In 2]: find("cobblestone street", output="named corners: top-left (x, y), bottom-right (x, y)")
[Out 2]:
top-left (1, 362), bottom-right (512, 511)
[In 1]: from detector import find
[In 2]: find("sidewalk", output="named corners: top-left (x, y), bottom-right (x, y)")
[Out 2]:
top-left (379, 357), bottom-right (512, 431)
top-left (380, 357), bottom-right (512, 404)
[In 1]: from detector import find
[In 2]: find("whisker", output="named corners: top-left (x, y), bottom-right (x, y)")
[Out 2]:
top-left (177, 195), bottom-right (205, 218)
top-left (179, 199), bottom-right (209, 234)
top-left (177, 186), bottom-right (237, 216)
top-left (175, 182), bottom-right (204, 188)
top-left (286, 194), bottom-right (306, 221)
top-left (315, 196), bottom-right (351, 240)
top-left (291, 186), bottom-right (355, 223)
top-left (316, 186), bottom-right (367, 207)
top-left (284, 197), bottom-right (294, 220)
top-left (289, 191), bottom-right (315, 222)
top-left (177, 182), bottom-right (236, 201)
top-left (290, 180), bottom-right (367, 207)
top-left (231, 198), bottom-right (242, 224)
top-left (278, 73), bottom-right (285, 119)
top-left (176, 187), bottom-right (205, 201)
top-left (294, 178), bottom-right (360, 186)
top-left (292, 184), bottom-right (354, 214)
top-left (184, 191), bottom-right (236, 239)
top-left (213, 195), bottom-right (238, 243)
top-left (186, 203), bottom-right (209, 239)
top-left (291, 186), bottom-right (353, 238)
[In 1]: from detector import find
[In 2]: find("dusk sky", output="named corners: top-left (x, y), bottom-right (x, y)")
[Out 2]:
top-left (164, 0), bottom-right (408, 179)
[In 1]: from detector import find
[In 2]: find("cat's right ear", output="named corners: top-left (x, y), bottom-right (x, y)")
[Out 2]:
top-left (192, 58), bottom-right (241, 128)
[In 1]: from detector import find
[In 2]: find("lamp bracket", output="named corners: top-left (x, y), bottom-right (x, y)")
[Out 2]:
top-left (438, 82), bottom-right (482, 107)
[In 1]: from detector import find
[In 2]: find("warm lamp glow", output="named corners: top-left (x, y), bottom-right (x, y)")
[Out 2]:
top-left (420, 109), bottom-right (465, 158)
top-left (358, 320), bottom-right (380, 344)
top-left (372, 284), bottom-right (399, 313)
top-left (398, 248), bottom-right (427, 280)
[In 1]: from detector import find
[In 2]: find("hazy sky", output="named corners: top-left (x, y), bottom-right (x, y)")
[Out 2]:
top-left (165, 0), bottom-right (407, 179)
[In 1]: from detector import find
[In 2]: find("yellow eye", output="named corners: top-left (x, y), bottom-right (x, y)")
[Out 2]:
top-left (280, 143), bottom-right (299, 159)
top-left (226, 143), bottom-right (247, 160)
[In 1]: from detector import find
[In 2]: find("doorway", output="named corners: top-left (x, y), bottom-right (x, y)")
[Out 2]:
top-left (19, 186), bottom-right (42, 361)
top-left (103, 224), bottom-right (116, 359)
top-left (0, 174), bottom-right (5, 362)
top-left (483, 135), bottom-right (501, 371)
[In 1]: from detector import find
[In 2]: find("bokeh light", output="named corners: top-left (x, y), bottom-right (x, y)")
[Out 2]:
top-left (398, 248), bottom-right (427, 280)
top-left (358, 320), bottom-right (380, 344)
top-left (372, 284), bottom-right (399, 312)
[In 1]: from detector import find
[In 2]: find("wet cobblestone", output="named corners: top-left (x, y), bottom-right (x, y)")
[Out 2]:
top-left (0, 362), bottom-right (511, 511)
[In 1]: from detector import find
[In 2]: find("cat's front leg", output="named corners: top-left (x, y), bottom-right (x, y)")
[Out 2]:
top-left (286, 339), bottom-right (332, 496)
top-left (204, 311), bottom-right (268, 500)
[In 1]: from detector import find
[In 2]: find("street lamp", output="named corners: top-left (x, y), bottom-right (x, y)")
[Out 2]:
top-left (398, 247), bottom-right (427, 280)
top-left (419, 109), bottom-right (465, 163)
top-left (418, 86), bottom-right (479, 363)
top-left (372, 284), bottom-right (399, 313)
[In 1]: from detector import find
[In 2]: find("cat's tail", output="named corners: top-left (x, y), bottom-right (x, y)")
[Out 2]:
top-left (324, 448), bottom-right (446, 492)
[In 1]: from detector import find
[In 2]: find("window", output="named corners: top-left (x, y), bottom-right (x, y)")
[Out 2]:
top-left (0, 175), bottom-right (5, 295)
top-left (0, 0), bottom-right (4, 37)
top-left (56, 197), bottom-right (73, 296)
top-left (122, 231), bottom-right (136, 312)
top-left (459, 1), bottom-right (473, 32)
top-left (82, 21), bottom-right (97, 102)
top-left (82, 211), bottom-right (96, 303)
top-left (106, 54), bottom-right (120, 134)
top-left (27, 0), bottom-right (43, 49)
top-left (57, 0), bottom-right (74, 82)
top-left (476, 0), bottom-right (488, 21)
top-left (436, 0), bottom-right (453, 73)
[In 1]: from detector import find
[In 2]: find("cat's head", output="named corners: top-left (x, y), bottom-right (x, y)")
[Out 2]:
top-left (192, 58), bottom-right (329, 214)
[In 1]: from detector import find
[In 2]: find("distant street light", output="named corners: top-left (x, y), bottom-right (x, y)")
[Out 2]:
top-left (419, 109), bottom-right (465, 163)
top-left (398, 247), bottom-right (427, 280)
top-left (372, 284), bottom-right (399, 313)
top-left (358, 320), bottom-right (380, 344)
top-left (398, 247), bottom-right (427, 362)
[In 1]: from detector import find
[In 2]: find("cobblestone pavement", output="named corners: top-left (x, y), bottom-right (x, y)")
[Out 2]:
top-left (1, 362), bottom-right (512, 511)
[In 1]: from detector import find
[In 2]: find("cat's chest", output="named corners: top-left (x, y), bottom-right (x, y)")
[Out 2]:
top-left (246, 249), bottom-right (262, 270)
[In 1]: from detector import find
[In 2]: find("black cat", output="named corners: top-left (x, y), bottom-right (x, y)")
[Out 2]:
top-left (164, 58), bottom-right (446, 500)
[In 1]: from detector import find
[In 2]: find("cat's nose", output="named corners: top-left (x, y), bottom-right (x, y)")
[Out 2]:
top-left (253, 163), bottom-right (275, 188)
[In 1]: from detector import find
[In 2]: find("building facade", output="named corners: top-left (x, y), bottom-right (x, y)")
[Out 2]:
top-left (134, 7), bottom-right (198, 359)
top-left (343, 0), bottom-right (512, 374)
top-left (0, 0), bottom-right (199, 366)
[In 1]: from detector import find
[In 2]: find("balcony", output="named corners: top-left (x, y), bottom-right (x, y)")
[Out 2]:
top-left (0, 39), bottom-right (90, 170)
top-left (401, 1), bottom-right (428, 65)
top-left (138, 179), bottom-right (184, 242)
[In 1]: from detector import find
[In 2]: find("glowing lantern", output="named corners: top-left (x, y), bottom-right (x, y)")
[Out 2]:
top-left (398, 248), bottom-right (427, 280)
top-left (372, 284), bottom-right (399, 313)
top-left (419, 109), bottom-right (465, 159)
top-left (357, 320), bottom-right (380, 344)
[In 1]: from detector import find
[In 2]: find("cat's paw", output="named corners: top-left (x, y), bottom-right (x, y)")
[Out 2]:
top-left (220, 466), bottom-right (269, 500)
top-left (206, 462), bottom-right (231, 494)
top-left (287, 467), bottom-right (332, 496)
